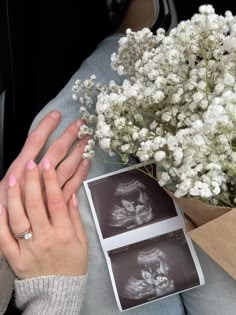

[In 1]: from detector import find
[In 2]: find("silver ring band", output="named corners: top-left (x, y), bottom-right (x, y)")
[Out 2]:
top-left (14, 228), bottom-right (33, 240)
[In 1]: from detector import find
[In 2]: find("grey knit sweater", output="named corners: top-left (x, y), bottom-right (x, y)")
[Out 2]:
top-left (14, 274), bottom-right (87, 314)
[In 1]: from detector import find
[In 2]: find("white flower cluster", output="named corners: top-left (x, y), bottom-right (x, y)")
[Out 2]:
top-left (73, 5), bottom-right (236, 207)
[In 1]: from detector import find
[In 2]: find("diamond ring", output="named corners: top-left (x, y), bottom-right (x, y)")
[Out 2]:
top-left (14, 228), bottom-right (33, 240)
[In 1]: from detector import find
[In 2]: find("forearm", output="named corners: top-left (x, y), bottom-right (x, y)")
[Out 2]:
top-left (15, 274), bottom-right (87, 315)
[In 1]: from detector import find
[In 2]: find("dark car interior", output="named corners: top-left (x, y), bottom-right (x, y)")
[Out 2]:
top-left (0, 0), bottom-right (234, 314)
top-left (0, 0), bottom-right (112, 180)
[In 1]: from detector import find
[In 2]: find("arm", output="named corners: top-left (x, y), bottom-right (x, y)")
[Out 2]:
top-left (0, 158), bottom-right (89, 314)
top-left (14, 275), bottom-right (87, 315)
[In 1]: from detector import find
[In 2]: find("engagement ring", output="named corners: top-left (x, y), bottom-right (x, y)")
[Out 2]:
top-left (14, 228), bottom-right (32, 240)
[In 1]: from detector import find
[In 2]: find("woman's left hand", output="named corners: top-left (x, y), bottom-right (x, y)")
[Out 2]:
top-left (0, 159), bottom-right (88, 279)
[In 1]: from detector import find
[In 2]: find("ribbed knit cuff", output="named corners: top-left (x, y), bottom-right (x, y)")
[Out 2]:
top-left (15, 274), bottom-right (87, 315)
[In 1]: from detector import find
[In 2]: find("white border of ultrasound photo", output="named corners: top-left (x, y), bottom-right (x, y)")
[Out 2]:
top-left (84, 162), bottom-right (183, 243)
top-left (83, 162), bottom-right (205, 311)
top-left (105, 229), bottom-right (205, 312)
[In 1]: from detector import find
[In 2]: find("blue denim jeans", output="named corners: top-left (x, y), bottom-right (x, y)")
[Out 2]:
top-left (29, 35), bottom-right (236, 315)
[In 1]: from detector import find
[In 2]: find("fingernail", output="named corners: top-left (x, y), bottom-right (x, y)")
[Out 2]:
top-left (72, 193), bottom-right (78, 207)
top-left (0, 204), bottom-right (3, 215)
top-left (8, 175), bottom-right (16, 188)
top-left (43, 159), bottom-right (50, 170)
top-left (26, 160), bottom-right (36, 170)
top-left (76, 119), bottom-right (84, 129)
top-left (50, 111), bottom-right (61, 119)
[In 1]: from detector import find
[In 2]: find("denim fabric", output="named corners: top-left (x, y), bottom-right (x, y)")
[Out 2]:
top-left (181, 245), bottom-right (236, 315)
top-left (29, 35), bottom-right (185, 315)
top-left (25, 35), bottom-right (236, 315)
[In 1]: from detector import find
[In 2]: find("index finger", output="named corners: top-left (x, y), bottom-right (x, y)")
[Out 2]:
top-left (38, 118), bottom-right (84, 186)
top-left (9, 111), bottom-right (61, 178)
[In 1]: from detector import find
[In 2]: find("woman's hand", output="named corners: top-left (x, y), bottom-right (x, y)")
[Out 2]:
top-left (0, 110), bottom-right (90, 207)
top-left (0, 159), bottom-right (89, 279)
top-left (0, 110), bottom-right (91, 258)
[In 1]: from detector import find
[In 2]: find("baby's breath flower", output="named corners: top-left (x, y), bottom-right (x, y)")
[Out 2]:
top-left (72, 5), bottom-right (236, 207)
top-left (154, 151), bottom-right (166, 162)
top-left (78, 125), bottom-right (93, 138)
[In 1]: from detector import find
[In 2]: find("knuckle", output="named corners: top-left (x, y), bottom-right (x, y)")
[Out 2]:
top-left (49, 144), bottom-right (66, 159)
top-left (47, 194), bottom-right (64, 208)
top-left (38, 237), bottom-right (51, 252)
top-left (66, 125), bottom-right (77, 138)
top-left (26, 198), bottom-right (39, 210)
top-left (25, 132), bottom-right (44, 150)
top-left (63, 182), bottom-right (75, 201)
top-left (58, 229), bottom-right (72, 244)
top-left (10, 215), bottom-right (26, 228)
top-left (7, 186), bottom-right (18, 198)
top-left (57, 162), bottom-right (73, 179)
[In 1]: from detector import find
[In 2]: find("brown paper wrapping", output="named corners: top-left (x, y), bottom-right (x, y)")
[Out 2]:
top-left (164, 188), bottom-right (232, 226)
top-left (188, 209), bottom-right (236, 280)
top-left (163, 188), bottom-right (236, 280)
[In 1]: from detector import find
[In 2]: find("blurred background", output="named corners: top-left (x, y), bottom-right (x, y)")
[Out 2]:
top-left (0, 0), bottom-right (112, 179)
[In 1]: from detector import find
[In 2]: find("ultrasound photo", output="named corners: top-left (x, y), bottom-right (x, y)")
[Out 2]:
top-left (87, 165), bottom-right (177, 238)
top-left (108, 229), bottom-right (200, 310)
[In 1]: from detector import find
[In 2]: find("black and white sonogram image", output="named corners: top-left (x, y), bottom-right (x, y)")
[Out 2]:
top-left (122, 247), bottom-right (175, 299)
top-left (108, 229), bottom-right (200, 310)
top-left (88, 164), bottom-right (177, 238)
top-left (109, 178), bottom-right (154, 228)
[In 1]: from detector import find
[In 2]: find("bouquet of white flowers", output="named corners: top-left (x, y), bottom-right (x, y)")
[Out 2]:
top-left (72, 5), bottom-right (236, 209)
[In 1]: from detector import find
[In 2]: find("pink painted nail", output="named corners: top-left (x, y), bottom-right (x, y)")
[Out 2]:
top-left (8, 175), bottom-right (16, 188)
top-left (43, 159), bottom-right (50, 170)
top-left (50, 111), bottom-right (61, 119)
top-left (72, 193), bottom-right (78, 207)
top-left (26, 160), bottom-right (36, 170)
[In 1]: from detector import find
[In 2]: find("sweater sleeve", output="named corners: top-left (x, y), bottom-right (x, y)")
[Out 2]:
top-left (14, 274), bottom-right (87, 315)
